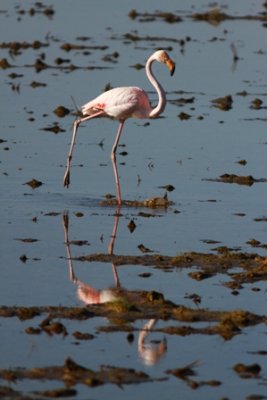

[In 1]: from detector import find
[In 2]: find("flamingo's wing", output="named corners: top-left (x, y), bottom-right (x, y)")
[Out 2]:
top-left (81, 87), bottom-right (152, 120)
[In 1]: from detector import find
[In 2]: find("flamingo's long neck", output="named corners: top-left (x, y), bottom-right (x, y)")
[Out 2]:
top-left (146, 55), bottom-right (166, 118)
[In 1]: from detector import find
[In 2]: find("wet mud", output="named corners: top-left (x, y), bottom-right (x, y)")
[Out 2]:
top-left (74, 250), bottom-right (267, 285)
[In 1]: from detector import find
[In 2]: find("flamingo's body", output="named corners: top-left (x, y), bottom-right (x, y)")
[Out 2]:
top-left (63, 50), bottom-right (175, 204)
top-left (81, 86), bottom-right (153, 120)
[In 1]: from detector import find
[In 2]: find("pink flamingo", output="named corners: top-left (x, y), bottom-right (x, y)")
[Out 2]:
top-left (63, 50), bottom-right (175, 204)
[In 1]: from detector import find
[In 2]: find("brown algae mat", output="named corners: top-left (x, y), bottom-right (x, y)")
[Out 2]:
top-left (1, 250), bottom-right (267, 336)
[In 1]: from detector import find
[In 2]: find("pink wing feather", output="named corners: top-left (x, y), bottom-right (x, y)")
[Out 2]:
top-left (81, 87), bottom-right (152, 120)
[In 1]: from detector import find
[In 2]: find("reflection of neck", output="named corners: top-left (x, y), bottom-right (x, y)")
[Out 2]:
top-left (138, 319), bottom-right (157, 348)
top-left (138, 319), bottom-right (167, 366)
top-left (109, 206), bottom-right (121, 288)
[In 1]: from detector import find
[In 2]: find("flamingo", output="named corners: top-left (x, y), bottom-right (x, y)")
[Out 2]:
top-left (63, 50), bottom-right (175, 204)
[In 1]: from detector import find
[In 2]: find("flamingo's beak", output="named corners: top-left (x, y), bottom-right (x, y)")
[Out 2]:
top-left (166, 59), bottom-right (175, 76)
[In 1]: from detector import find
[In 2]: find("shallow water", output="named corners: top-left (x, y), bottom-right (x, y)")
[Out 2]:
top-left (1, 1), bottom-right (267, 399)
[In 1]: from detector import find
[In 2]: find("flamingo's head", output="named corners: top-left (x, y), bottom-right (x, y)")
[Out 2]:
top-left (153, 50), bottom-right (175, 76)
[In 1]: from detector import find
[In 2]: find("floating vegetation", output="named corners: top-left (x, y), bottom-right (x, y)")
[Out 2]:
top-left (61, 43), bottom-right (108, 52)
top-left (127, 7), bottom-right (267, 26)
top-left (250, 98), bottom-right (263, 109)
top-left (0, 57), bottom-right (112, 73)
top-left (41, 123), bottom-right (65, 134)
top-left (30, 80), bottom-right (47, 88)
top-left (178, 111), bottom-right (192, 120)
top-left (128, 9), bottom-right (182, 23)
top-left (53, 105), bottom-right (70, 118)
top-left (15, 3), bottom-right (55, 19)
top-left (211, 95), bottom-right (233, 111)
top-left (122, 32), bottom-right (187, 45)
top-left (191, 8), bottom-right (267, 25)
top-left (0, 357), bottom-right (157, 387)
top-left (0, 58), bottom-right (11, 69)
top-left (205, 174), bottom-right (267, 186)
top-left (24, 178), bottom-right (43, 189)
top-left (100, 195), bottom-right (173, 208)
top-left (0, 40), bottom-right (49, 56)
top-left (0, 303), bottom-right (264, 341)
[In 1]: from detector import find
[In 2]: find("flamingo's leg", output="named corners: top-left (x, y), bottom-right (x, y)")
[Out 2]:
top-left (63, 111), bottom-right (105, 188)
top-left (111, 120), bottom-right (125, 205)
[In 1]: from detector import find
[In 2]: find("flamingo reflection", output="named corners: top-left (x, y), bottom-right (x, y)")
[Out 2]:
top-left (62, 210), bottom-right (167, 366)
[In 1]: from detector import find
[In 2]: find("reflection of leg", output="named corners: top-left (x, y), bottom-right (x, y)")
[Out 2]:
top-left (108, 207), bottom-right (121, 288)
top-left (138, 319), bottom-right (157, 345)
top-left (112, 263), bottom-right (121, 288)
top-left (62, 211), bottom-right (77, 283)
top-left (111, 120), bottom-right (125, 204)
top-left (62, 212), bottom-right (102, 304)
top-left (108, 207), bottom-right (121, 254)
